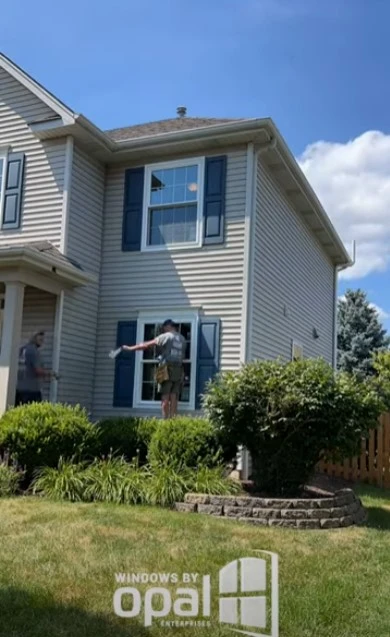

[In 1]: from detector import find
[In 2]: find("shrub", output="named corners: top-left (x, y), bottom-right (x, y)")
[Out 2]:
top-left (145, 463), bottom-right (189, 507)
top-left (373, 351), bottom-right (390, 410)
top-left (204, 358), bottom-right (382, 496)
top-left (95, 417), bottom-right (160, 464)
top-left (0, 402), bottom-right (98, 481)
top-left (31, 457), bottom-right (239, 507)
top-left (83, 456), bottom-right (147, 504)
top-left (33, 458), bottom-right (87, 501)
top-left (0, 455), bottom-right (24, 497)
top-left (33, 456), bottom-right (148, 505)
top-left (189, 465), bottom-right (241, 496)
top-left (148, 417), bottom-right (222, 469)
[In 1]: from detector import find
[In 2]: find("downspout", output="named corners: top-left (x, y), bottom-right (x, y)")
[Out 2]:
top-left (50, 136), bottom-right (74, 403)
top-left (333, 240), bottom-right (356, 369)
top-left (239, 136), bottom-right (277, 480)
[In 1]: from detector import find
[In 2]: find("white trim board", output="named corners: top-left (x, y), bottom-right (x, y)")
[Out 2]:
top-left (240, 142), bottom-right (256, 364)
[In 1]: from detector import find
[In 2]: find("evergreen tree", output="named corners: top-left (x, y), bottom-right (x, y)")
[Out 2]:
top-left (337, 289), bottom-right (390, 377)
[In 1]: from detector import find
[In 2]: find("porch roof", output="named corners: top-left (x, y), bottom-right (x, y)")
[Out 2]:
top-left (0, 241), bottom-right (95, 292)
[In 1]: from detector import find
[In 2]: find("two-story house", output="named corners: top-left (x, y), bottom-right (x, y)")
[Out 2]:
top-left (0, 52), bottom-right (351, 421)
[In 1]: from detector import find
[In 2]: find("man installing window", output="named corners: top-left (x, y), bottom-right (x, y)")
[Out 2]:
top-left (122, 319), bottom-right (186, 418)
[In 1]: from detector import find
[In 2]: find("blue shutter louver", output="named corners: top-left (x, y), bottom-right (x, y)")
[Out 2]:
top-left (2, 152), bottom-right (25, 229)
top-left (122, 167), bottom-right (144, 251)
top-left (196, 318), bottom-right (221, 409)
top-left (113, 321), bottom-right (137, 407)
top-left (203, 155), bottom-right (227, 245)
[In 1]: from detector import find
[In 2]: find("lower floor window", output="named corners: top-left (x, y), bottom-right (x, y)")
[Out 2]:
top-left (135, 316), bottom-right (196, 407)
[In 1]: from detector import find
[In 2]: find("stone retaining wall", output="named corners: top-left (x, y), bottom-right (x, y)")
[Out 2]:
top-left (175, 488), bottom-right (366, 529)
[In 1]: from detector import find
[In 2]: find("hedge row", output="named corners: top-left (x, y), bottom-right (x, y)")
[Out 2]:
top-left (0, 403), bottom-right (237, 483)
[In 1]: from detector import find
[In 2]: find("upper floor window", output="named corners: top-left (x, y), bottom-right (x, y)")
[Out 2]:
top-left (142, 158), bottom-right (204, 251)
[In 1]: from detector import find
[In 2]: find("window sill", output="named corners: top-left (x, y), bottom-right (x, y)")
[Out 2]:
top-left (134, 402), bottom-right (195, 411)
top-left (140, 241), bottom-right (203, 254)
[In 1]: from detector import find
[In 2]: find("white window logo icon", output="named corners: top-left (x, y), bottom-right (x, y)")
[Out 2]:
top-left (219, 552), bottom-right (278, 637)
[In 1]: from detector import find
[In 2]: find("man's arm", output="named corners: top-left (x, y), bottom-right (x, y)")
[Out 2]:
top-left (122, 338), bottom-right (158, 353)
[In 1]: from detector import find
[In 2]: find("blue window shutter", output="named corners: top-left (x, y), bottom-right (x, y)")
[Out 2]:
top-left (203, 155), bottom-right (227, 245)
top-left (195, 318), bottom-right (221, 409)
top-left (113, 321), bottom-right (137, 407)
top-left (122, 167), bottom-right (144, 251)
top-left (2, 153), bottom-right (25, 229)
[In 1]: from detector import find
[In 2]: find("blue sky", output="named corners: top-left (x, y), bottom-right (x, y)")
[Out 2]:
top-left (1, 0), bottom-right (389, 327)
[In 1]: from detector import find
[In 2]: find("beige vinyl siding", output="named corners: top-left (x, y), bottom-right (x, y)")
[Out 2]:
top-left (0, 68), bottom-right (66, 246)
top-left (21, 286), bottom-right (56, 400)
top-left (250, 157), bottom-right (335, 363)
top-left (57, 145), bottom-right (105, 411)
top-left (93, 149), bottom-right (247, 418)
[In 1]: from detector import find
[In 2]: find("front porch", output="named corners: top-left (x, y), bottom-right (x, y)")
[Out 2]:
top-left (0, 242), bottom-right (94, 414)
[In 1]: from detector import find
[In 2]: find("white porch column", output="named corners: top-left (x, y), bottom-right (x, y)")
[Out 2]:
top-left (0, 282), bottom-right (25, 414)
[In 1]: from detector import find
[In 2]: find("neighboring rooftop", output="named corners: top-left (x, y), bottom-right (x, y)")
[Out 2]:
top-left (106, 117), bottom-right (242, 142)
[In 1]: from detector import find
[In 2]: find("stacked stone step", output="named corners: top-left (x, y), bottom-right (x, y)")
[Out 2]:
top-left (175, 488), bottom-right (366, 529)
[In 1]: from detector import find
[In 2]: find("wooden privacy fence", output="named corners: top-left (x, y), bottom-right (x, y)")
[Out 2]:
top-left (318, 412), bottom-right (390, 488)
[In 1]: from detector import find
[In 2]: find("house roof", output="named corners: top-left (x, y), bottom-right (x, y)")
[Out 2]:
top-left (0, 241), bottom-right (95, 289)
top-left (0, 52), bottom-right (352, 268)
top-left (106, 117), bottom-right (241, 141)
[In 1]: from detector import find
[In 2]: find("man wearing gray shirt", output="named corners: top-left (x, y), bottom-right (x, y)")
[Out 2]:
top-left (16, 332), bottom-right (57, 406)
top-left (122, 319), bottom-right (186, 418)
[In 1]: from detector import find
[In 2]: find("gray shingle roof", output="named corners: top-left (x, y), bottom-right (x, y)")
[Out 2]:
top-left (0, 241), bottom-right (85, 272)
top-left (106, 117), bottom-right (241, 142)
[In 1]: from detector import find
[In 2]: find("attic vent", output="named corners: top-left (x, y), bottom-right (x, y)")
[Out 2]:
top-left (177, 106), bottom-right (187, 118)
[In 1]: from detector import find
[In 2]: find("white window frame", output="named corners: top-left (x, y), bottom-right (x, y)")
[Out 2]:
top-left (0, 148), bottom-right (8, 227)
top-left (133, 310), bottom-right (199, 410)
top-left (141, 156), bottom-right (205, 252)
top-left (291, 339), bottom-right (304, 360)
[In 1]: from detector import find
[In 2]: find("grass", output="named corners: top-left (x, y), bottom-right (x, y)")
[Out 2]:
top-left (1, 485), bottom-right (390, 636)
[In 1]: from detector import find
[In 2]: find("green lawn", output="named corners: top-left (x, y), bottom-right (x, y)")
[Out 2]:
top-left (1, 485), bottom-right (390, 637)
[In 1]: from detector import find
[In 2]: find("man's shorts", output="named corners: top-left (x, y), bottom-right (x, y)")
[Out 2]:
top-left (160, 363), bottom-right (184, 396)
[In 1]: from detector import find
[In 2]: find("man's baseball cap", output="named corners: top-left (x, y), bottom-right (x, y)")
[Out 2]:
top-left (162, 319), bottom-right (176, 327)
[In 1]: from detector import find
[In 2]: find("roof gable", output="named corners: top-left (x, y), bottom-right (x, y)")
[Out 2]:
top-left (0, 52), bottom-right (76, 125)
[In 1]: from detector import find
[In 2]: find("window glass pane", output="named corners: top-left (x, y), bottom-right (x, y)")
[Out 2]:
top-left (174, 166), bottom-right (186, 186)
top-left (149, 204), bottom-right (197, 246)
top-left (173, 185), bottom-right (185, 203)
top-left (142, 383), bottom-right (155, 401)
top-left (143, 362), bottom-right (156, 382)
top-left (144, 323), bottom-right (155, 341)
top-left (149, 164), bottom-right (198, 206)
top-left (180, 362), bottom-right (192, 403)
top-left (0, 159), bottom-right (3, 193)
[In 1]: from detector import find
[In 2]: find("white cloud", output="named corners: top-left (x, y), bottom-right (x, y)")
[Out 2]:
top-left (369, 303), bottom-right (390, 321)
top-left (298, 131), bottom-right (390, 280)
